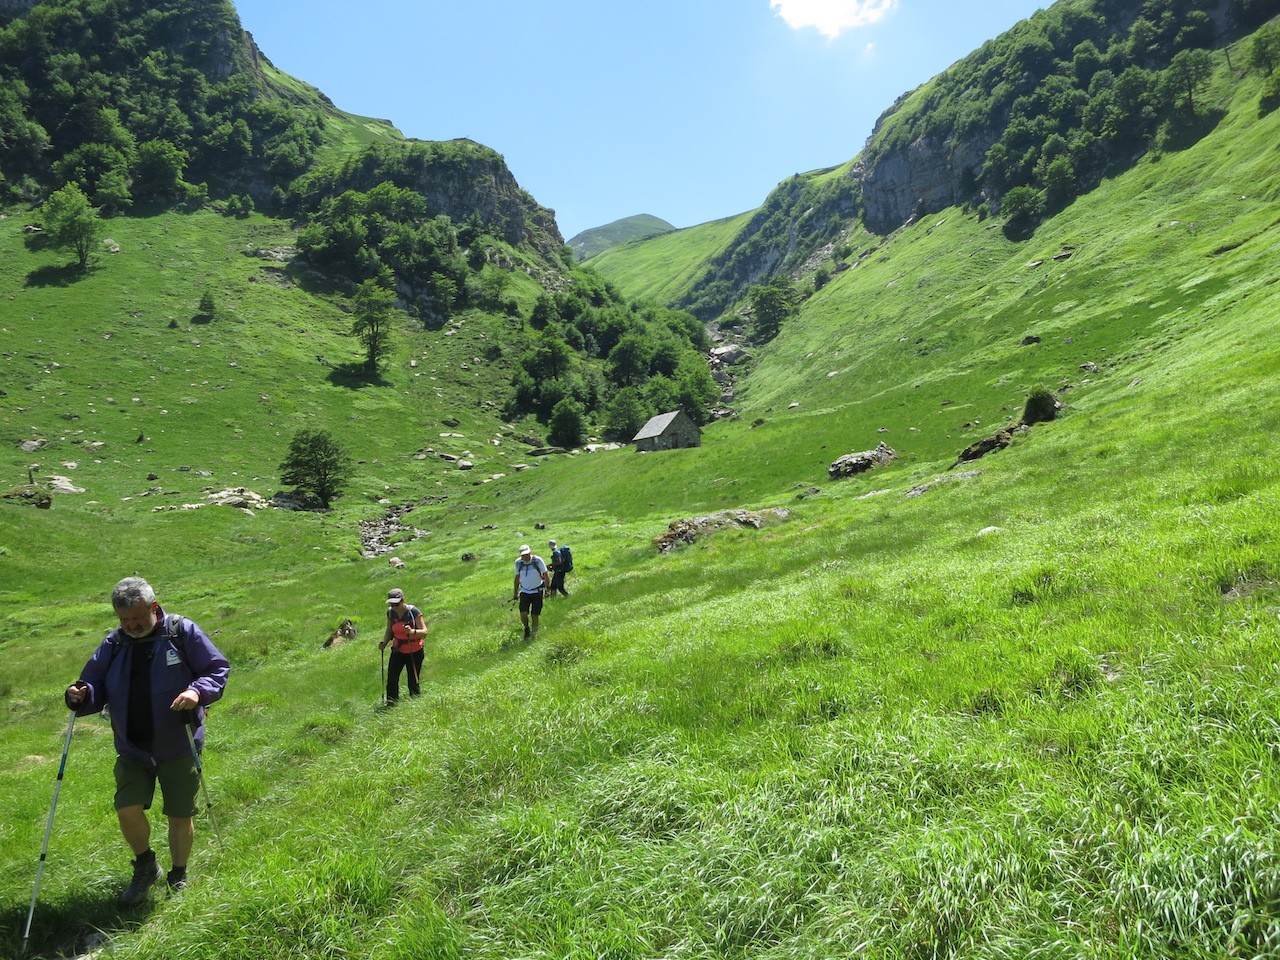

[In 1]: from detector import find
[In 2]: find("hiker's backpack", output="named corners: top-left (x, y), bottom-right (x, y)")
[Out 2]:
top-left (559, 545), bottom-right (573, 572)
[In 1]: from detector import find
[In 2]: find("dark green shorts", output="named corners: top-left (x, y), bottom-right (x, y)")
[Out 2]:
top-left (114, 754), bottom-right (200, 818)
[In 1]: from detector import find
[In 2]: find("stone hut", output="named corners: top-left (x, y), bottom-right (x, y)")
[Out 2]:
top-left (632, 410), bottom-right (701, 452)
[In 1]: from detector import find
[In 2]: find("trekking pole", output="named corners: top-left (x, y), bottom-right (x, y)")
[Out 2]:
top-left (182, 711), bottom-right (218, 837)
top-left (23, 711), bottom-right (76, 952)
top-left (380, 644), bottom-right (387, 705)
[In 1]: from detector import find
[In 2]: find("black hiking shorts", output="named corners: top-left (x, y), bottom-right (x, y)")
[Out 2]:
top-left (519, 590), bottom-right (544, 616)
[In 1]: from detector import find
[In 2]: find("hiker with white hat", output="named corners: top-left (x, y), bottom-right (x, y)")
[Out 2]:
top-left (512, 544), bottom-right (549, 639)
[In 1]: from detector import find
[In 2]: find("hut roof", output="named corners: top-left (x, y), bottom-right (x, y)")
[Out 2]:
top-left (632, 410), bottom-right (686, 442)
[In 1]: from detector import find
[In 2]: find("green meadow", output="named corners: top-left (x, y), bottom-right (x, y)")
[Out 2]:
top-left (2, 45), bottom-right (1280, 960)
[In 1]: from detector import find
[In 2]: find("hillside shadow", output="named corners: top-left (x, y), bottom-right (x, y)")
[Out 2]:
top-left (1160, 107), bottom-right (1227, 152)
top-left (1001, 220), bottom-right (1038, 242)
top-left (1, 893), bottom-right (148, 959)
top-left (25, 262), bottom-right (90, 287)
top-left (326, 362), bottom-right (389, 389)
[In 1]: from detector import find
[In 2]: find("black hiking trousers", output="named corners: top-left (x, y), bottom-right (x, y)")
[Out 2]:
top-left (387, 648), bottom-right (424, 701)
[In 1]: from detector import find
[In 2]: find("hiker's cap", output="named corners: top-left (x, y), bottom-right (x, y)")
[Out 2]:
top-left (519, 544), bottom-right (531, 556)
top-left (386, 588), bottom-right (406, 605)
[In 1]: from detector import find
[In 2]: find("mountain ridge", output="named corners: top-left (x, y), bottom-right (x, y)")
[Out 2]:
top-left (593, 0), bottom-right (1280, 322)
top-left (568, 213), bottom-right (676, 261)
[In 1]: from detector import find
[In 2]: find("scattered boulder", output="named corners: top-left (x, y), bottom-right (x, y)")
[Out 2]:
top-left (906, 470), bottom-right (982, 498)
top-left (389, 557), bottom-right (405, 569)
top-left (461, 552), bottom-right (477, 562)
top-left (20, 439), bottom-right (46, 453)
top-left (206, 487), bottom-right (271, 510)
top-left (359, 502), bottom-right (433, 558)
top-left (710, 345), bottom-right (749, 365)
top-left (323, 619), bottom-right (358, 648)
top-left (2, 484), bottom-right (52, 508)
top-left (828, 442), bottom-right (896, 480)
top-left (655, 508), bottom-right (790, 553)
top-left (1020, 335), bottom-right (1041, 346)
top-left (270, 491), bottom-right (311, 511)
top-left (46, 475), bottom-right (85, 494)
top-left (956, 429), bottom-right (1013, 464)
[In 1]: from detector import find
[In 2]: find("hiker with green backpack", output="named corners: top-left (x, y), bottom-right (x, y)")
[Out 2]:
top-left (64, 576), bottom-right (229, 906)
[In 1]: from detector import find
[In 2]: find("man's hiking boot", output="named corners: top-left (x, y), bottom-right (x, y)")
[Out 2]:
top-left (167, 867), bottom-right (188, 893)
top-left (523, 626), bottom-right (531, 639)
top-left (119, 853), bottom-right (162, 906)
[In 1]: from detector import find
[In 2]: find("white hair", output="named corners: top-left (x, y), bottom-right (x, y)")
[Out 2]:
top-left (111, 576), bottom-right (155, 610)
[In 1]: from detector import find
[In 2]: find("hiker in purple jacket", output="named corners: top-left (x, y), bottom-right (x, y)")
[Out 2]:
top-left (64, 577), bottom-right (229, 906)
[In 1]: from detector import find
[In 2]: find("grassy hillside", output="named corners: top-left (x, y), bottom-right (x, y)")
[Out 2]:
top-left (569, 214), bottom-right (676, 262)
top-left (587, 210), bottom-right (754, 306)
top-left (258, 60), bottom-right (404, 162)
top-left (3, 34), bottom-right (1280, 960)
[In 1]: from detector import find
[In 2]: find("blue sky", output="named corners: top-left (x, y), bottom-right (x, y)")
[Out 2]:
top-left (233, 0), bottom-right (1049, 240)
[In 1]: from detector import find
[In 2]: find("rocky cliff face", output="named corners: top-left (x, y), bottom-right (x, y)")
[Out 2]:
top-left (403, 142), bottom-right (565, 262)
top-left (857, 128), bottom-right (995, 234)
top-left (320, 139), bottom-right (564, 264)
top-left (677, 169), bottom-right (859, 321)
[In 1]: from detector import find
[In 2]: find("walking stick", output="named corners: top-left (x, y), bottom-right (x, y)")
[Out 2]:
top-left (182, 711), bottom-right (218, 837)
top-left (380, 644), bottom-right (387, 705)
top-left (23, 711), bottom-right (76, 952)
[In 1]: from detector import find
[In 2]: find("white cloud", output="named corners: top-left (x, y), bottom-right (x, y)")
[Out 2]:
top-left (770, 0), bottom-right (898, 39)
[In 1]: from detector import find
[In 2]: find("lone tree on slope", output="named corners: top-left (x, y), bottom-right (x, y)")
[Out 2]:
top-left (42, 182), bottom-right (102, 269)
top-left (279, 428), bottom-right (351, 509)
top-left (352, 271), bottom-right (397, 373)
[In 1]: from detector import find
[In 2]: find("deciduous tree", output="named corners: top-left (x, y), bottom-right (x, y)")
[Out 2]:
top-left (42, 182), bottom-right (101, 269)
top-left (352, 272), bottom-right (397, 372)
top-left (279, 429), bottom-right (350, 509)
top-left (548, 397), bottom-right (587, 449)
top-left (749, 276), bottom-right (797, 342)
top-left (1164, 48), bottom-right (1215, 113)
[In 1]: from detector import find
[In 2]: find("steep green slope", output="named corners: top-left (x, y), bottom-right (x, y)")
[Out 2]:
top-left (587, 209), bottom-right (753, 306)
top-left (569, 213), bottom-right (675, 261)
top-left (3, 37), bottom-right (1280, 960)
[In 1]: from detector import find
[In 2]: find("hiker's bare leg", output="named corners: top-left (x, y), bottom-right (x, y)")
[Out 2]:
top-left (168, 815), bottom-right (194, 869)
top-left (118, 804), bottom-right (150, 856)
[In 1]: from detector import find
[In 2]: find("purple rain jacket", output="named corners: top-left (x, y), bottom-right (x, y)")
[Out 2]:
top-left (68, 607), bottom-right (230, 765)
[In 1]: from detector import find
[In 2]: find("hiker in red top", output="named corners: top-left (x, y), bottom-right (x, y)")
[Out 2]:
top-left (380, 588), bottom-right (426, 702)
